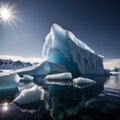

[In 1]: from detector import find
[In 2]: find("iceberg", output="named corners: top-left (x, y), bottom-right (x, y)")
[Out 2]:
top-left (18, 82), bottom-right (35, 92)
top-left (0, 70), bottom-right (20, 90)
top-left (16, 60), bottom-right (67, 76)
top-left (42, 23), bottom-right (104, 75)
top-left (20, 74), bottom-right (34, 82)
top-left (44, 72), bottom-right (72, 86)
top-left (44, 72), bottom-right (72, 81)
top-left (13, 85), bottom-right (44, 105)
top-left (73, 77), bottom-right (96, 88)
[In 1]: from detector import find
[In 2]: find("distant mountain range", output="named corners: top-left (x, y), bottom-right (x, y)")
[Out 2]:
top-left (104, 59), bottom-right (120, 70)
top-left (0, 59), bottom-right (33, 70)
top-left (0, 56), bottom-right (120, 71)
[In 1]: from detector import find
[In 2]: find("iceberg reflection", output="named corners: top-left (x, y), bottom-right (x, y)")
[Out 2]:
top-left (44, 76), bottom-right (105, 120)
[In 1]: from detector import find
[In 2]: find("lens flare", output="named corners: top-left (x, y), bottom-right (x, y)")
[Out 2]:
top-left (0, 3), bottom-right (14, 23)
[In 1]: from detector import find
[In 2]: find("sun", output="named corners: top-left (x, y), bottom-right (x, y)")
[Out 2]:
top-left (0, 7), bottom-right (11, 20)
top-left (0, 3), bottom-right (14, 23)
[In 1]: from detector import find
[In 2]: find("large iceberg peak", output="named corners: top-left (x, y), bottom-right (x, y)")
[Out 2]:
top-left (51, 23), bottom-right (65, 33)
top-left (49, 23), bottom-right (95, 53)
top-left (42, 23), bottom-right (104, 75)
top-left (42, 23), bottom-right (95, 59)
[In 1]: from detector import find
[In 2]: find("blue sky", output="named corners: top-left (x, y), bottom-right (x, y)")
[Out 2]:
top-left (0, 0), bottom-right (120, 59)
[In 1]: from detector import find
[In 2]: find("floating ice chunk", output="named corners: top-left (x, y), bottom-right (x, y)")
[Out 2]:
top-left (20, 74), bottom-right (33, 82)
top-left (44, 72), bottom-right (72, 81)
top-left (13, 85), bottom-right (44, 105)
top-left (0, 70), bottom-right (20, 90)
top-left (73, 77), bottom-right (96, 88)
top-left (16, 61), bottom-right (67, 76)
top-left (18, 82), bottom-right (35, 92)
top-left (42, 23), bottom-right (104, 75)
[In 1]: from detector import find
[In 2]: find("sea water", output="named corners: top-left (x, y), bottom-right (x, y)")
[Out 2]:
top-left (0, 75), bottom-right (120, 120)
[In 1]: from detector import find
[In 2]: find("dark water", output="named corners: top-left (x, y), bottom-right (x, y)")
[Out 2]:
top-left (0, 75), bottom-right (120, 120)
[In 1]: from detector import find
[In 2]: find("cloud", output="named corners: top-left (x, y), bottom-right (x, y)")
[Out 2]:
top-left (104, 59), bottom-right (120, 70)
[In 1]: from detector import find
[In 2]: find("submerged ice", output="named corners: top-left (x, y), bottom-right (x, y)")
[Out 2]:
top-left (42, 24), bottom-right (104, 75)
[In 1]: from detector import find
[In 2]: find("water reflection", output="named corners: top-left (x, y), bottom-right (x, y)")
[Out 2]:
top-left (45, 80), bottom-right (72, 86)
top-left (0, 88), bottom-right (18, 103)
top-left (2, 102), bottom-right (9, 111)
top-left (44, 76), bottom-right (105, 120)
top-left (104, 76), bottom-right (120, 90)
top-left (2, 75), bottom-right (120, 120)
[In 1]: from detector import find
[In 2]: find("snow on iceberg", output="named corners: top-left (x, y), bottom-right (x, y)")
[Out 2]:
top-left (16, 60), bottom-right (67, 76)
top-left (73, 77), bottom-right (96, 88)
top-left (42, 23), bottom-right (104, 75)
top-left (0, 70), bottom-right (20, 90)
top-left (13, 85), bottom-right (44, 105)
top-left (44, 72), bottom-right (72, 81)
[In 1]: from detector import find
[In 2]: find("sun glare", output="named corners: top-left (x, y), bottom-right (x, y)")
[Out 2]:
top-left (1, 7), bottom-right (11, 20)
top-left (2, 102), bottom-right (9, 111)
top-left (0, 3), bottom-right (14, 23)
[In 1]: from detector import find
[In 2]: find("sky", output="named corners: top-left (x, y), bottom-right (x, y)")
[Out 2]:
top-left (0, 0), bottom-right (120, 59)
top-left (104, 58), bottom-right (120, 69)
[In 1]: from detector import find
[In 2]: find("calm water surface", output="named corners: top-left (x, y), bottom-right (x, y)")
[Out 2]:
top-left (0, 75), bottom-right (120, 120)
